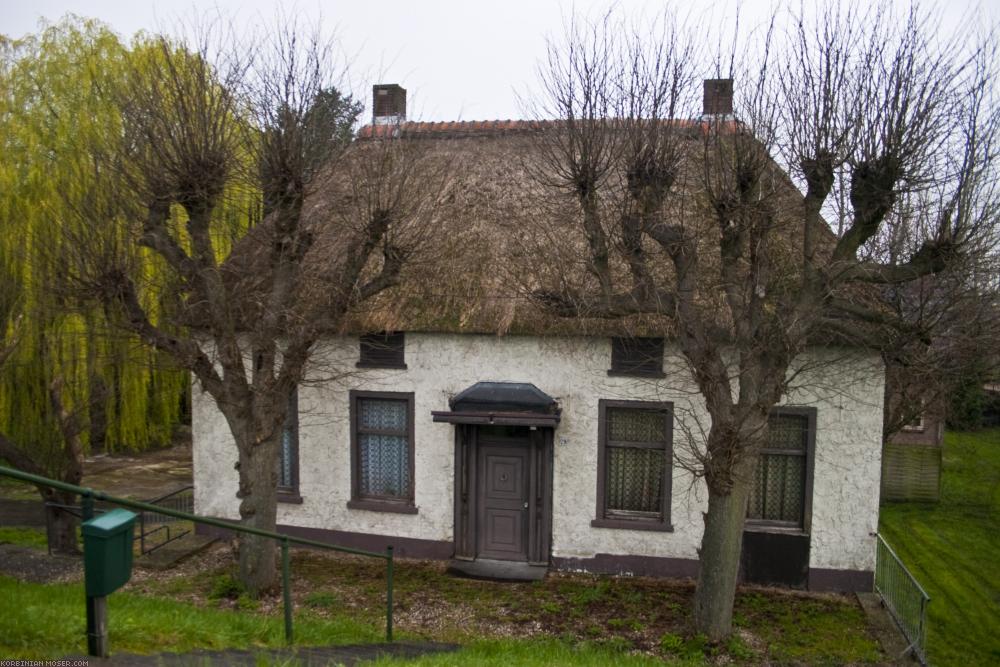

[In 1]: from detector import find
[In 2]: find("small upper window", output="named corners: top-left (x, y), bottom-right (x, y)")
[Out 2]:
top-left (358, 332), bottom-right (406, 369)
top-left (608, 337), bottom-right (665, 378)
top-left (902, 413), bottom-right (925, 432)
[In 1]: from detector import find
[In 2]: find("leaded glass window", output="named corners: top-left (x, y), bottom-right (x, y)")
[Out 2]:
top-left (351, 392), bottom-right (414, 506)
top-left (277, 390), bottom-right (299, 498)
top-left (596, 401), bottom-right (672, 527)
top-left (747, 413), bottom-right (808, 526)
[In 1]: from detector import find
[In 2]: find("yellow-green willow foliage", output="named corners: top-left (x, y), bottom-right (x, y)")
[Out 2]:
top-left (0, 17), bottom-right (258, 457)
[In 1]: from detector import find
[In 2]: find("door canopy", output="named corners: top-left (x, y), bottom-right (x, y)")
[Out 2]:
top-left (432, 382), bottom-right (561, 427)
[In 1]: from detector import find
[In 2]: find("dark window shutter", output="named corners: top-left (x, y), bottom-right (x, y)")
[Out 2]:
top-left (610, 337), bottom-right (665, 377)
top-left (358, 332), bottom-right (406, 368)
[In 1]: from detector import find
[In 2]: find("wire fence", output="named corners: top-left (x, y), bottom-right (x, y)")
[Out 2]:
top-left (874, 533), bottom-right (930, 665)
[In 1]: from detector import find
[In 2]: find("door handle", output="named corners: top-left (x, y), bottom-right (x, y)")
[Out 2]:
top-left (523, 502), bottom-right (529, 509)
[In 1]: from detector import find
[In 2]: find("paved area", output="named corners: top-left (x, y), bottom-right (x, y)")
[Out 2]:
top-left (0, 498), bottom-right (46, 526)
top-left (856, 591), bottom-right (912, 666)
top-left (0, 543), bottom-right (82, 583)
top-left (73, 642), bottom-right (460, 665)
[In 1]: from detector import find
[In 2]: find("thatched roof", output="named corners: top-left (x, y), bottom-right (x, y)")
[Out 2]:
top-left (219, 119), bottom-right (840, 339)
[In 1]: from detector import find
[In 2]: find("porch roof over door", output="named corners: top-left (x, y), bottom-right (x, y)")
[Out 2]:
top-left (431, 381), bottom-right (561, 427)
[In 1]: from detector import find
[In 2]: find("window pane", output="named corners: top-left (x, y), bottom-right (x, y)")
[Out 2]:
top-left (360, 434), bottom-right (410, 497)
top-left (279, 427), bottom-right (293, 489)
top-left (607, 408), bottom-right (666, 442)
top-left (767, 414), bottom-right (808, 450)
top-left (606, 446), bottom-right (664, 513)
top-left (748, 453), bottom-right (805, 523)
top-left (360, 398), bottom-right (407, 431)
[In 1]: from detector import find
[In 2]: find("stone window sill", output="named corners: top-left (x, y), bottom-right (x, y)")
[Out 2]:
top-left (591, 517), bottom-right (673, 532)
top-left (347, 499), bottom-right (418, 515)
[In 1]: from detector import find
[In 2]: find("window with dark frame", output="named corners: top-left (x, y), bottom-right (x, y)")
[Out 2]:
top-left (902, 412), bottom-right (926, 432)
top-left (348, 390), bottom-right (416, 514)
top-left (608, 337), bottom-right (665, 378)
top-left (358, 332), bottom-right (406, 369)
top-left (747, 410), bottom-right (814, 529)
top-left (592, 399), bottom-right (673, 531)
top-left (277, 390), bottom-right (301, 502)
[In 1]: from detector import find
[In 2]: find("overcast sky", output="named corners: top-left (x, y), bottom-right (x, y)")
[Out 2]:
top-left (2, 1), bottom-right (993, 122)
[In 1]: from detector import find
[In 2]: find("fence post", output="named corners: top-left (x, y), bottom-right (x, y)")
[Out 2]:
top-left (386, 545), bottom-right (394, 642)
top-left (282, 537), bottom-right (293, 645)
top-left (80, 490), bottom-right (106, 657)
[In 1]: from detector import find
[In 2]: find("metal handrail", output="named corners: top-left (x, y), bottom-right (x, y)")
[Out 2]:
top-left (0, 464), bottom-right (395, 645)
top-left (138, 485), bottom-right (193, 555)
top-left (144, 484), bottom-right (194, 505)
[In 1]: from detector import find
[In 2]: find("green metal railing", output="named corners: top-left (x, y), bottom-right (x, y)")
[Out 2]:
top-left (875, 533), bottom-right (929, 665)
top-left (0, 464), bottom-right (395, 645)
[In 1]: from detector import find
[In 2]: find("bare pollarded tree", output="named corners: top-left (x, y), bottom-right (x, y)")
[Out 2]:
top-left (58, 21), bottom-right (454, 594)
top-left (526, 3), bottom-right (999, 639)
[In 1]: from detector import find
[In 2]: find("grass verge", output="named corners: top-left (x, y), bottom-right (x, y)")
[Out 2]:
top-left (0, 526), bottom-right (47, 549)
top-left (879, 428), bottom-right (1000, 666)
top-left (0, 575), bottom-right (382, 660)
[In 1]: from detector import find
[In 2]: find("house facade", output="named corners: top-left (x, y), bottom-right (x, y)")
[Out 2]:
top-left (194, 332), bottom-right (883, 591)
top-left (192, 81), bottom-right (885, 591)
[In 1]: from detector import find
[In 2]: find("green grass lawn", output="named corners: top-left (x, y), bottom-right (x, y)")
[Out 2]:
top-left (0, 575), bottom-right (383, 660)
top-left (879, 428), bottom-right (1000, 666)
top-left (0, 526), bottom-right (47, 549)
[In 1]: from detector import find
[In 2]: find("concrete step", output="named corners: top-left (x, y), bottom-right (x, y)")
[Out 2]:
top-left (447, 558), bottom-right (548, 582)
top-left (136, 533), bottom-right (216, 570)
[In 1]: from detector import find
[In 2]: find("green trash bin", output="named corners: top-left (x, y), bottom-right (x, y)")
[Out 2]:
top-left (82, 508), bottom-right (137, 597)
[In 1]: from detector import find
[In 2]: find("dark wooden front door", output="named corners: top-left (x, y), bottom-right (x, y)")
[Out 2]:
top-left (477, 443), bottom-right (529, 561)
top-left (453, 424), bottom-right (552, 565)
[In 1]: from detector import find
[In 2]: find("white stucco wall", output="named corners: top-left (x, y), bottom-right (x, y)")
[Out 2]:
top-left (192, 333), bottom-right (883, 574)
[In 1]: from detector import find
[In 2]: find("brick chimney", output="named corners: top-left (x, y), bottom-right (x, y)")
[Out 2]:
top-left (373, 84), bottom-right (406, 125)
top-left (702, 78), bottom-right (733, 117)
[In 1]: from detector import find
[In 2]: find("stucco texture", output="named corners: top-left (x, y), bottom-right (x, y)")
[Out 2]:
top-left (192, 334), bottom-right (883, 574)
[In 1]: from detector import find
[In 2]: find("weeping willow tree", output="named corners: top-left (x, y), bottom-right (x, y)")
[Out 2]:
top-left (0, 17), bottom-right (259, 470)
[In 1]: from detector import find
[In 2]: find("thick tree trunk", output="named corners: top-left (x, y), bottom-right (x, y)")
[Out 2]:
top-left (235, 426), bottom-right (280, 596)
top-left (43, 489), bottom-right (81, 555)
top-left (693, 477), bottom-right (753, 640)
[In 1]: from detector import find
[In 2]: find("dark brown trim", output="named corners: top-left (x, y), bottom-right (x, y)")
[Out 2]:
top-left (595, 399), bottom-right (673, 530)
top-left (195, 521), bottom-right (452, 560)
top-left (608, 337), bottom-right (666, 378)
top-left (591, 518), bottom-right (673, 532)
top-left (347, 499), bottom-right (418, 514)
top-left (552, 553), bottom-right (699, 579)
top-left (432, 410), bottom-right (560, 427)
top-left (277, 388), bottom-right (300, 499)
top-left (357, 332), bottom-right (406, 369)
top-left (808, 567), bottom-right (874, 592)
top-left (349, 390), bottom-right (416, 511)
